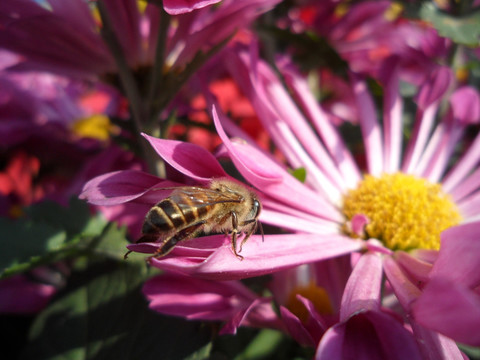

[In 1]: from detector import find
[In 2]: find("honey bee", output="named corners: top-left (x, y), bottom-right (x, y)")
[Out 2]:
top-left (126, 179), bottom-right (263, 260)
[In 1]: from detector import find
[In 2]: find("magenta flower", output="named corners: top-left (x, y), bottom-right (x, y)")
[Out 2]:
top-left (163, 0), bottom-right (222, 15)
top-left (143, 271), bottom-right (283, 334)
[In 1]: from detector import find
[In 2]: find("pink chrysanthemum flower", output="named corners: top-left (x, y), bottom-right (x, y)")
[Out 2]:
top-left (81, 48), bottom-right (480, 357)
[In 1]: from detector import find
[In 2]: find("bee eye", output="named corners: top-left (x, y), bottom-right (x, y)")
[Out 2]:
top-left (253, 199), bottom-right (261, 217)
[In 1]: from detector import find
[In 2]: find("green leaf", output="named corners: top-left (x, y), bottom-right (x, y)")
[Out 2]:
top-left (21, 260), bottom-right (212, 360)
top-left (420, 3), bottom-right (480, 46)
top-left (0, 217), bottom-right (66, 273)
top-left (234, 329), bottom-right (285, 360)
top-left (210, 328), bottom-right (311, 360)
top-left (0, 198), bottom-right (109, 279)
top-left (289, 167), bottom-right (307, 183)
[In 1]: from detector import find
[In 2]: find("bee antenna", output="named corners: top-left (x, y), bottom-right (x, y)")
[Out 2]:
top-left (258, 221), bottom-right (265, 242)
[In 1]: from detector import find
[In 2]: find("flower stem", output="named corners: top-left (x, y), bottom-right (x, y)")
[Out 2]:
top-left (97, 0), bottom-right (161, 177)
top-left (147, 1), bottom-right (171, 124)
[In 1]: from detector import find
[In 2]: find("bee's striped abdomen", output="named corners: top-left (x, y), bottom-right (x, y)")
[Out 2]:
top-left (142, 194), bottom-right (213, 235)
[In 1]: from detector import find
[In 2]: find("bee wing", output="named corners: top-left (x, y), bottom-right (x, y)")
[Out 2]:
top-left (169, 187), bottom-right (244, 207)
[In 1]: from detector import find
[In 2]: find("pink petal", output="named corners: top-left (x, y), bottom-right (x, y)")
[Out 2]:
top-left (211, 105), bottom-right (342, 222)
top-left (0, 0), bottom-right (114, 77)
top-left (415, 112), bottom-right (459, 182)
top-left (220, 297), bottom-right (273, 335)
top-left (457, 190), bottom-right (480, 221)
top-left (163, 0), bottom-right (222, 15)
top-left (401, 102), bottom-right (438, 174)
top-left (415, 66), bottom-right (453, 110)
top-left (225, 49), bottom-right (343, 200)
top-left (172, 0), bottom-right (280, 68)
top-left (449, 86), bottom-right (480, 125)
top-left (351, 74), bottom-right (383, 176)
top-left (340, 252), bottom-right (383, 321)
top-left (317, 311), bottom-right (422, 360)
top-left (350, 214), bottom-right (369, 237)
top-left (0, 275), bottom-right (56, 314)
top-left (413, 278), bottom-right (480, 346)
top-left (142, 133), bottom-right (227, 182)
top-left (281, 61), bottom-right (362, 189)
top-left (443, 133), bottom-right (480, 196)
top-left (296, 294), bottom-right (329, 337)
top-left (394, 251), bottom-right (433, 284)
top-left (410, 321), bottom-right (465, 360)
top-left (366, 311), bottom-right (422, 360)
top-left (315, 324), bottom-right (345, 360)
top-left (79, 170), bottom-right (166, 205)
top-left (383, 256), bottom-right (422, 310)
top-left (260, 207), bottom-right (339, 234)
top-left (280, 306), bottom-right (316, 347)
top-left (449, 166), bottom-right (480, 202)
top-left (143, 273), bottom-right (255, 321)
top-left (149, 234), bottom-right (362, 280)
top-left (430, 221), bottom-right (480, 287)
top-left (380, 57), bottom-right (403, 173)
top-left (259, 59), bottom-right (347, 197)
top-left (402, 65), bottom-right (453, 175)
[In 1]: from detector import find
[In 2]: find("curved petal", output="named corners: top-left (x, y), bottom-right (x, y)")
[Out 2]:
top-left (315, 323), bottom-right (345, 360)
top-left (431, 221), bottom-right (480, 287)
top-left (79, 170), bottom-right (166, 205)
top-left (220, 297), bottom-right (278, 335)
top-left (366, 311), bottom-right (422, 360)
top-left (393, 251), bottom-right (433, 284)
top-left (383, 256), bottom-right (422, 310)
top-left (280, 306), bottom-right (316, 347)
top-left (449, 86), bottom-right (480, 125)
top-left (163, 0), bottom-right (221, 15)
top-left (296, 294), bottom-right (330, 335)
top-left (317, 310), bottom-right (422, 360)
top-left (142, 133), bottom-right (227, 182)
top-left (412, 278), bottom-right (480, 346)
top-left (340, 252), bottom-right (383, 321)
top-left (414, 66), bottom-right (453, 110)
top-left (143, 273), bottom-right (255, 320)
top-left (148, 234), bottom-right (362, 280)
top-left (410, 321), bottom-right (465, 360)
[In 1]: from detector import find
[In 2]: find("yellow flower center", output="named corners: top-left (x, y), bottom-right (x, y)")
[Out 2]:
top-left (71, 115), bottom-right (112, 141)
top-left (286, 282), bottom-right (333, 322)
top-left (384, 2), bottom-right (403, 21)
top-left (342, 173), bottom-right (462, 251)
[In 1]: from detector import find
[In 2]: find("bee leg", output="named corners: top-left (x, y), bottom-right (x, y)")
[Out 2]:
top-left (238, 222), bottom-right (256, 253)
top-left (230, 212), bottom-right (244, 260)
top-left (124, 234), bottom-right (158, 260)
top-left (151, 221), bottom-right (205, 258)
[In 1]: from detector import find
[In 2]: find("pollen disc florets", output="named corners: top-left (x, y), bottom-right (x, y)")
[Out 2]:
top-left (342, 173), bottom-right (462, 251)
